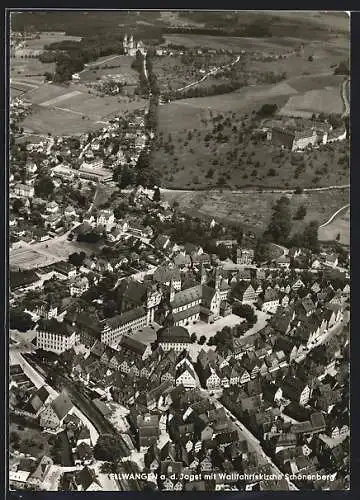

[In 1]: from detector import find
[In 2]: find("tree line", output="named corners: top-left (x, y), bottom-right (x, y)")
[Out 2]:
top-left (260, 195), bottom-right (320, 255)
top-left (163, 79), bottom-right (247, 101)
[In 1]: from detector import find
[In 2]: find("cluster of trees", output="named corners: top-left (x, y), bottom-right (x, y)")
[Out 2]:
top-left (68, 251), bottom-right (86, 268)
top-left (163, 79), bottom-right (246, 101)
top-left (145, 54), bottom-right (160, 131)
top-left (290, 220), bottom-right (320, 253)
top-left (208, 326), bottom-right (233, 350)
top-left (113, 164), bottom-right (136, 189)
top-left (261, 196), bottom-right (319, 252)
top-left (112, 155), bottom-right (161, 190)
top-left (148, 213), bottom-right (242, 259)
top-left (10, 308), bottom-right (35, 332)
top-left (257, 103), bottom-right (278, 117)
top-left (131, 51), bottom-right (149, 95)
top-left (34, 175), bottom-right (55, 197)
top-left (14, 11), bottom-right (165, 40)
top-left (264, 196), bottom-right (292, 245)
top-left (39, 32), bottom-right (137, 82)
top-left (164, 15), bottom-right (273, 38)
top-left (254, 238), bottom-right (272, 264)
top-left (145, 53), bottom-right (160, 97)
top-left (93, 433), bottom-right (125, 462)
top-left (293, 204), bottom-right (307, 220)
top-left (232, 302), bottom-right (257, 325)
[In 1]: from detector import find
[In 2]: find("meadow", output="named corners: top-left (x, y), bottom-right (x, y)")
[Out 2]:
top-left (318, 207), bottom-right (350, 246)
top-left (80, 55), bottom-right (139, 85)
top-left (279, 87), bottom-right (343, 118)
top-left (20, 83), bottom-right (147, 135)
top-left (164, 34), bottom-right (303, 52)
top-left (162, 189), bottom-right (350, 236)
top-left (23, 32), bottom-right (82, 50)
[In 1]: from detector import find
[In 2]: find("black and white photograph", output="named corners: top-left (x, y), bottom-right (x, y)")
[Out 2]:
top-left (8, 9), bottom-right (350, 492)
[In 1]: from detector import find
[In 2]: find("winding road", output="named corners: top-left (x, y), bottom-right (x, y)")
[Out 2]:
top-left (173, 55), bottom-right (241, 94)
top-left (319, 203), bottom-right (350, 228)
top-left (341, 78), bottom-right (350, 117)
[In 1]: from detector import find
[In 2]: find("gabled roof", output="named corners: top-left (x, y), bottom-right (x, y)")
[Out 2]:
top-left (171, 284), bottom-right (216, 308)
top-left (10, 270), bottom-right (39, 289)
top-left (120, 335), bottom-right (147, 355)
top-left (102, 306), bottom-right (146, 331)
top-left (29, 386), bottom-right (49, 412)
top-left (38, 318), bottom-right (75, 337)
top-left (123, 281), bottom-right (148, 304)
top-left (51, 391), bottom-right (73, 420)
top-left (153, 264), bottom-right (181, 283)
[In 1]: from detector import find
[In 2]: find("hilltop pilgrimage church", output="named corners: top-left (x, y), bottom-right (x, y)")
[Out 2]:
top-left (123, 34), bottom-right (147, 57)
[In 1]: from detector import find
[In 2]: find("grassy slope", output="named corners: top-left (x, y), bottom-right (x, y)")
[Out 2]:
top-left (152, 27), bottom-right (349, 190)
top-left (162, 189), bottom-right (350, 236)
top-left (151, 102), bottom-right (349, 190)
top-left (318, 207), bottom-right (350, 246)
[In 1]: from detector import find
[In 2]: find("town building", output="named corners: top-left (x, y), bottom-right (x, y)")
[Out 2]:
top-left (123, 33), bottom-right (146, 57)
top-left (96, 210), bottom-right (115, 231)
top-left (153, 264), bottom-right (181, 291)
top-left (39, 391), bottom-right (74, 432)
top-left (170, 282), bottom-right (222, 327)
top-left (37, 318), bottom-right (77, 354)
top-left (267, 123), bottom-right (330, 151)
top-left (101, 306), bottom-right (148, 346)
top-left (157, 325), bottom-right (192, 352)
top-left (13, 183), bottom-right (35, 198)
top-left (236, 248), bottom-right (255, 265)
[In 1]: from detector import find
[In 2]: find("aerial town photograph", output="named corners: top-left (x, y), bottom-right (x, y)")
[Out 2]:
top-left (8, 10), bottom-right (350, 492)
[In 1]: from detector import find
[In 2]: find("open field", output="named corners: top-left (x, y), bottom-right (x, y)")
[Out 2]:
top-left (10, 235), bottom-right (106, 271)
top-left (162, 189), bottom-right (350, 235)
top-left (318, 207), bottom-right (350, 246)
top-left (20, 83), bottom-right (147, 135)
top-left (11, 58), bottom-right (56, 78)
top-left (279, 86), bottom-right (343, 118)
top-left (246, 41), bottom-right (348, 79)
top-left (159, 80), bottom-right (297, 130)
top-left (164, 34), bottom-right (305, 52)
top-left (10, 247), bottom-right (61, 270)
top-left (19, 83), bottom-right (78, 105)
top-left (21, 32), bottom-right (82, 50)
top-left (265, 11), bottom-right (349, 33)
top-left (288, 74), bottom-right (344, 92)
top-left (174, 11), bottom-right (348, 42)
top-left (10, 87), bottom-right (27, 98)
top-left (80, 55), bottom-right (138, 85)
top-left (40, 89), bottom-right (83, 106)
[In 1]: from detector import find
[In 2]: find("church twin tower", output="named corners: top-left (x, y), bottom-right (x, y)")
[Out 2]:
top-left (123, 33), bottom-right (146, 57)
